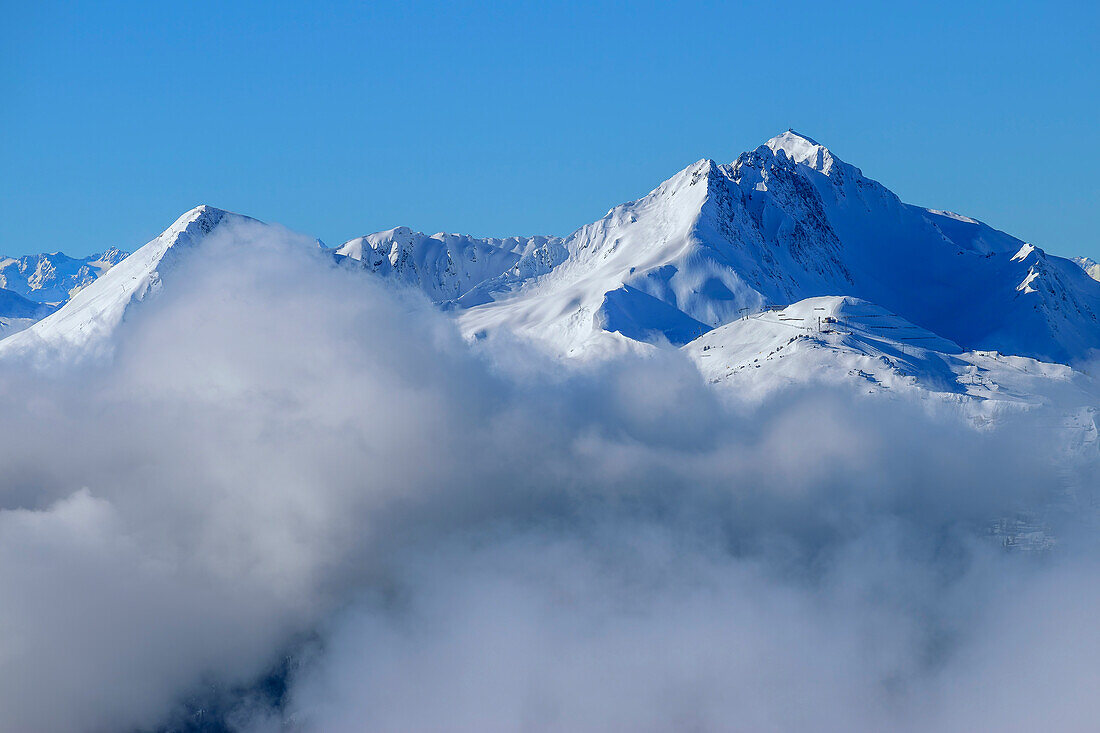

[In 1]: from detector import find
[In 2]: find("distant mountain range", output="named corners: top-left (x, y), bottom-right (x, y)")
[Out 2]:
top-left (1075, 256), bottom-right (1100, 282)
top-left (332, 131), bottom-right (1100, 366)
top-left (0, 248), bottom-right (129, 337)
top-left (1, 131), bottom-right (1097, 433)
top-left (0, 248), bottom-right (129, 303)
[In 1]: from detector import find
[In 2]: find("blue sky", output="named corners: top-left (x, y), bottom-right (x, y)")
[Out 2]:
top-left (2, 0), bottom-right (1097, 259)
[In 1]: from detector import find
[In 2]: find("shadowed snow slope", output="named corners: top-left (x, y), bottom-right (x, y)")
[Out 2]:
top-left (0, 288), bottom-right (58, 339)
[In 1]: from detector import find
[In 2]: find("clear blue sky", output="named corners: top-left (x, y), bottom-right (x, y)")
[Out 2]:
top-left (2, 0), bottom-right (1097, 259)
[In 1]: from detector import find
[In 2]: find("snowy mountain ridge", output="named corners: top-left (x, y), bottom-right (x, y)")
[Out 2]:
top-left (0, 248), bottom-right (129, 304)
top-left (1, 132), bottom-right (1097, 418)
top-left (333, 227), bottom-right (565, 304)
top-left (451, 131), bottom-right (1100, 363)
top-left (1075, 256), bottom-right (1100, 282)
top-left (0, 206), bottom-right (250, 360)
top-left (0, 247), bottom-right (128, 338)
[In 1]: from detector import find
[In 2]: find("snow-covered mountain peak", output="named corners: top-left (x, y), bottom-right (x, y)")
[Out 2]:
top-left (169, 204), bottom-right (231, 238)
top-left (452, 133), bottom-right (1100, 363)
top-left (0, 204), bottom-right (257, 360)
top-left (765, 130), bottom-right (838, 174)
top-left (617, 157), bottom-right (718, 207)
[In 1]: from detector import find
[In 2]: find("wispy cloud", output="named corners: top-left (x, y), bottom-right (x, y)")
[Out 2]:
top-left (0, 222), bottom-right (1094, 732)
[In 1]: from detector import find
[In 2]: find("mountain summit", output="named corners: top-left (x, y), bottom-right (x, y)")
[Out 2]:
top-left (0, 206), bottom-right (253, 359)
top-left (443, 132), bottom-right (1100, 363)
top-left (764, 130), bottom-right (839, 174)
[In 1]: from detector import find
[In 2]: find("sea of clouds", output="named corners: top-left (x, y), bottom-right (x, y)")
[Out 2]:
top-left (0, 221), bottom-right (1096, 732)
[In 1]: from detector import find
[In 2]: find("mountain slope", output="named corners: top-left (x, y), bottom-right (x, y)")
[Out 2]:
top-left (0, 206), bottom-right (254, 360)
top-left (450, 131), bottom-right (1100, 363)
top-left (685, 296), bottom-right (1099, 410)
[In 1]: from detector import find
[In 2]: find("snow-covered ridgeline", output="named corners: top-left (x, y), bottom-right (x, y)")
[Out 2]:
top-left (1074, 256), bottom-right (1100, 282)
top-left (0, 206), bottom-right (249, 359)
top-left (1, 132), bottom-right (1098, 416)
top-left (333, 227), bottom-right (565, 304)
top-left (0, 248), bottom-right (129, 304)
top-left (451, 131), bottom-right (1100, 363)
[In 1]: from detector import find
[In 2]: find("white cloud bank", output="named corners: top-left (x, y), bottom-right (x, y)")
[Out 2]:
top-left (0, 222), bottom-right (1095, 732)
